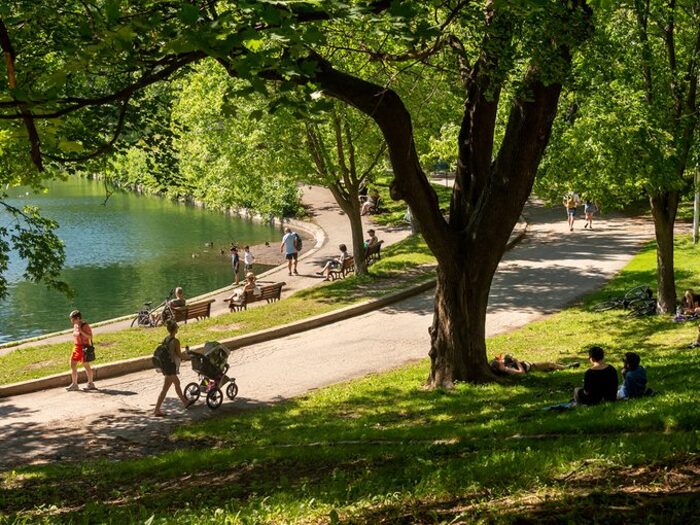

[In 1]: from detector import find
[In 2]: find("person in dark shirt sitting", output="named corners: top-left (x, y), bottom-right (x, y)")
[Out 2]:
top-left (573, 346), bottom-right (618, 405)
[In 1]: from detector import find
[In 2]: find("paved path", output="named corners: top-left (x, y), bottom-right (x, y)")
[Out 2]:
top-left (1, 185), bottom-right (410, 355)
top-left (0, 202), bottom-right (655, 469)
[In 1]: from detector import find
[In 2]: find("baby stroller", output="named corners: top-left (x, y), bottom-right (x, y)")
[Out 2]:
top-left (184, 341), bottom-right (238, 409)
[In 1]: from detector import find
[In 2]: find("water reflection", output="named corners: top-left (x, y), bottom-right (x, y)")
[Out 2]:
top-left (0, 178), bottom-right (277, 343)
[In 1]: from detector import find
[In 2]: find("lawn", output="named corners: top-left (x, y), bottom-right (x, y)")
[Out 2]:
top-left (1, 237), bottom-right (698, 524)
top-left (0, 235), bottom-right (437, 386)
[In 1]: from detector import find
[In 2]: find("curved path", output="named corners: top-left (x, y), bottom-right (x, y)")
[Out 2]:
top-left (0, 202), bottom-right (655, 469)
top-left (1, 185), bottom-right (410, 354)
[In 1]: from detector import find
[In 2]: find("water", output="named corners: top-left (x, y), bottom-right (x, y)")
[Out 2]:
top-left (0, 177), bottom-right (278, 343)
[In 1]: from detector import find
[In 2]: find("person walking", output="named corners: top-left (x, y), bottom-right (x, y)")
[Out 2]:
top-left (153, 320), bottom-right (193, 416)
top-left (243, 245), bottom-right (255, 273)
top-left (280, 227), bottom-right (299, 276)
top-left (230, 246), bottom-right (240, 285)
top-left (66, 310), bottom-right (97, 391)
top-left (583, 200), bottom-right (596, 229)
top-left (563, 194), bottom-right (578, 231)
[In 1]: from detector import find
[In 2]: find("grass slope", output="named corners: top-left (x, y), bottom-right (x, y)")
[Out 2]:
top-left (1, 238), bottom-right (699, 524)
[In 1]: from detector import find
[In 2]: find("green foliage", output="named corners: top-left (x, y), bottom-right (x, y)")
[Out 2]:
top-left (537, 2), bottom-right (700, 208)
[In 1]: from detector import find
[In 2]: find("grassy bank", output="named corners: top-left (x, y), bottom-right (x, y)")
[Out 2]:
top-left (0, 235), bottom-right (436, 386)
top-left (1, 238), bottom-right (698, 523)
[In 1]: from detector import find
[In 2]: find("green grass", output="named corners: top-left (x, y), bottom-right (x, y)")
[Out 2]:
top-left (1, 237), bottom-right (699, 524)
top-left (372, 176), bottom-right (452, 226)
top-left (0, 235), bottom-right (437, 386)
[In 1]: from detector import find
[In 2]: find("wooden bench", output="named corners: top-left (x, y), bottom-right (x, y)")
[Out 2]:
top-left (172, 298), bottom-right (215, 324)
top-left (365, 240), bottom-right (384, 265)
top-left (329, 256), bottom-right (355, 280)
top-left (226, 282), bottom-right (285, 311)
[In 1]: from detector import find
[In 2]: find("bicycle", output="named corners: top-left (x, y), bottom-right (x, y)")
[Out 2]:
top-left (130, 290), bottom-right (176, 328)
top-left (591, 284), bottom-right (655, 314)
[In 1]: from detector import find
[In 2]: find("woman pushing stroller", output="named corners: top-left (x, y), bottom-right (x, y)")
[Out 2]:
top-left (153, 319), bottom-right (195, 416)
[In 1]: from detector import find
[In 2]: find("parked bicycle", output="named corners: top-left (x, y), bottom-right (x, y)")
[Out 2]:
top-left (130, 290), bottom-right (177, 328)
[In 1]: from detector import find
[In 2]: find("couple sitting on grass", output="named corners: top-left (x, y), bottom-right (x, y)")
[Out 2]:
top-left (491, 346), bottom-right (652, 407)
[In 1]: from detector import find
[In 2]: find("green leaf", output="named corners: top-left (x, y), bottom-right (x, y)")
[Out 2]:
top-left (178, 4), bottom-right (200, 25)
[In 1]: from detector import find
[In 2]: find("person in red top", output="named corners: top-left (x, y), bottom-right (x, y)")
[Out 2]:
top-left (66, 310), bottom-right (97, 391)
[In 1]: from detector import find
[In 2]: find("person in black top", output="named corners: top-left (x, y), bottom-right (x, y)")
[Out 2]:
top-left (573, 346), bottom-right (618, 405)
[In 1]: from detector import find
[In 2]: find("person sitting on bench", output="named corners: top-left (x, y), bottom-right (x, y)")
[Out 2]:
top-left (316, 244), bottom-right (350, 281)
top-left (226, 272), bottom-right (261, 306)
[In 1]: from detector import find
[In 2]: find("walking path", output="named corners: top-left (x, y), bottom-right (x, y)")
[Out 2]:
top-left (0, 200), bottom-right (655, 469)
top-left (0, 185), bottom-right (410, 355)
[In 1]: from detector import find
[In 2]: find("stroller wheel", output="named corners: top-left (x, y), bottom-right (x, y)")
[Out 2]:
top-left (226, 381), bottom-right (238, 401)
top-left (206, 388), bottom-right (223, 409)
top-left (184, 382), bottom-right (200, 402)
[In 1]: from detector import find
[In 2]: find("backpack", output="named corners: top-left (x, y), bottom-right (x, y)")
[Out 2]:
top-left (294, 233), bottom-right (302, 251)
top-left (152, 336), bottom-right (174, 372)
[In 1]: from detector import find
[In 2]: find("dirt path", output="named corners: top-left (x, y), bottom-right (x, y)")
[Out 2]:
top-left (0, 202), bottom-right (655, 469)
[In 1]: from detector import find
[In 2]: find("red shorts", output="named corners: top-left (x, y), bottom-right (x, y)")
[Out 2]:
top-left (71, 345), bottom-right (84, 363)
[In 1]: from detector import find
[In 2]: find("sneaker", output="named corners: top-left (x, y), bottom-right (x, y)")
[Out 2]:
top-left (584, 224), bottom-right (588, 229)
top-left (83, 383), bottom-right (98, 391)
top-left (66, 383), bottom-right (80, 392)
top-left (293, 270), bottom-right (299, 275)
top-left (570, 227), bottom-right (574, 232)
top-left (567, 362), bottom-right (581, 369)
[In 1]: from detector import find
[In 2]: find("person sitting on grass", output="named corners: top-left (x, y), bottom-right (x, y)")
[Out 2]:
top-left (681, 289), bottom-right (700, 315)
top-left (573, 346), bottom-right (618, 406)
top-left (316, 244), bottom-right (350, 281)
top-left (617, 352), bottom-right (650, 399)
top-left (489, 353), bottom-right (580, 375)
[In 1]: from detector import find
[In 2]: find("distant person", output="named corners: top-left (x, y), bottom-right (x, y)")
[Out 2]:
top-left (617, 352), bottom-right (649, 399)
top-left (230, 246), bottom-right (240, 285)
top-left (583, 200), bottom-right (596, 229)
top-left (489, 353), bottom-right (579, 375)
top-left (243, 245), bottom-right (255, 273)
top-left (688, 324), bottom-right (700, 348)
top-left (280, 227), bottom-right (299, 276)
top-left (225, 272), bottom-right (261, 307)
top-left (563, 194), bottom-right (578, 232)
top-left (169, 287), bottom-right (186, 308)
top-left (573, 346), bottom-right (618, 405)
top-left (316, 244), bottom-right (350, 280)
top-left (681, 289), bottom-right (700, 315)
top-left (365, 229), bottom-right (379, 248)
top-left (361, 188), bottom-right (380, 215)
top-left (66, 310), bottom-right (96, 392)
top-left (153, 320), bottom-right (193, 417)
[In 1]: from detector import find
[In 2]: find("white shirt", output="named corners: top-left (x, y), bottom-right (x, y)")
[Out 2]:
top-left (244, 251), bottom-right (254, 265)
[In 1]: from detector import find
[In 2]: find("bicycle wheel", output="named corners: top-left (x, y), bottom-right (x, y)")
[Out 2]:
top-left (591, 299), bottom-right (622, 312)
top-left (130, 315), bottom-right (139, 328)
top-left (624, 285), bottom-right (653, 303)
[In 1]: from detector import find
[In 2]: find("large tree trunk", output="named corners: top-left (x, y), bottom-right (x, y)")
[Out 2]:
top-left (428, 262), bottom-right (494, 386)
top-left (649, 190), bottom-right (678, 313)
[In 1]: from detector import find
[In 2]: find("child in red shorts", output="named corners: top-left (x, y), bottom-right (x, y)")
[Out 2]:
top-left (67, 310), bottom-right (96, 391)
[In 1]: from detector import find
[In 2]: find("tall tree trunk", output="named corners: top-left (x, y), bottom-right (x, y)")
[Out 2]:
top-left (329, 185), bottom-right (368, 275)
top-left (649, 190), bottom-right (678, 313)
top-left (428, 262), bottom-right (494, 387)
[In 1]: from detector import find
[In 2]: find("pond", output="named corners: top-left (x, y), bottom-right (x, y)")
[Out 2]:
top-left (0, 177), bottom-right (278, 344)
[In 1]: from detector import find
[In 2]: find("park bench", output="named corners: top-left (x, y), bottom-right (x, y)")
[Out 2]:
top-left (226, 281), bottom-right (285, 312)
top-left (172, 298), bottom-right (215, 324)
top-left (365, 240), bottom-right (384, 265)
top-left (329, 256), bottom-right (355, 280)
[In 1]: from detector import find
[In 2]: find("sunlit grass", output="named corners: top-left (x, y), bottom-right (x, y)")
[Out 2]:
top-left (1, 236), bottom-right (698, 524)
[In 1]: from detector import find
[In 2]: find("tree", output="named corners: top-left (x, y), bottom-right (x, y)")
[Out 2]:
top-left (305, 104), bottom-right (386, 275)
top-left (0, 0), bottom-right (593, 385)
top-left (537, 1), bottom-right (700, 313)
